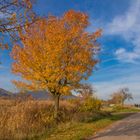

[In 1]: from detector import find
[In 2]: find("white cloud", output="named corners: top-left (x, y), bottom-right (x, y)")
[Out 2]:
top-left (115, 48), bottom-right (139, 63)
top-left (106, 0), bottom-right (140, 63)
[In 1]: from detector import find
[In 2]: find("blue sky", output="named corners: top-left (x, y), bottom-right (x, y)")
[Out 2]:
top-left (0, 0), bottom-right (140, 103)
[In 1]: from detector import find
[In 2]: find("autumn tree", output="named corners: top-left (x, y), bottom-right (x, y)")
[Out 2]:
top-left (110, 88), bottom-right (133, 106)
top-left (77, 84), bottom-right (95, 99)
top-left (0, 0), bottom-right (36, 48)
top-left (77, 84), bottom-right (102, 112)
top-left (110, 92), bottom-right (123, 105)
top-left (120, 88), bottom-right (133, 106)
top-left (11, 10), bottom-right (101, 117)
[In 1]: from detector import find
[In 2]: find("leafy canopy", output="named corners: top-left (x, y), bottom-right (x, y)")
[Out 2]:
top-left (11, 10), bottom-right (101, 96)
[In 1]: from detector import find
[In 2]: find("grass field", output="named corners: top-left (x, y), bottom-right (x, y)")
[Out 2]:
top-left (0, 97), bottom-right (139, 140)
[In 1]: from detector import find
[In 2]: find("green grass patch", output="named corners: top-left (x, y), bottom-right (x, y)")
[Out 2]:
top-left (112, 106), bottom-right (140, 113)
top-left (40, 112), bottom-right (132, 140)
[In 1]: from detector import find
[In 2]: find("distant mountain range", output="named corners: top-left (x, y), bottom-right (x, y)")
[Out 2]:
top-left (0, 88), bottom-right (77, 100)
top-left (0, 88), bottom-right (13, 97)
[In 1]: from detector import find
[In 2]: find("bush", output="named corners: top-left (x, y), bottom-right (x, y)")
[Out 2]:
top-left (79, 97), bottom-right (102, 112)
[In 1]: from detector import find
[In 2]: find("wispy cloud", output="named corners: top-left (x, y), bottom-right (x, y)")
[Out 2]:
top-left (115, 48), bottom-right (139, 63)
top-left (0, 65), bottom-right (8, 70)
top-left (106, 0), bottom-right (140, 63)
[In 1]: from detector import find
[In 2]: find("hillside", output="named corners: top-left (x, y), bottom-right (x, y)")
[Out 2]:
top-left (0, 88), bottom-right (77, 100)
top-left (0, 88), bottom-right (13, 97)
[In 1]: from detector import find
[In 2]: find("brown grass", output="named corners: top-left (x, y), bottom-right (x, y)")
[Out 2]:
top-left (0, 98), bottom-right (78, 140)
top-left (0, 96), bottom-right (104, 140)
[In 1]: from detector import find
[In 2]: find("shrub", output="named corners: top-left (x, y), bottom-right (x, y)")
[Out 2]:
top-left (79, 97), bottom-right (102, 112)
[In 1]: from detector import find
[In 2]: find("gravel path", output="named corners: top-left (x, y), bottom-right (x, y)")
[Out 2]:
top-left (90, 113), bottom-right (140, 140)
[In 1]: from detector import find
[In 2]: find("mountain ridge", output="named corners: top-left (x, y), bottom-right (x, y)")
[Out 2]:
top-left (0, 88), bottom-right (77, 100)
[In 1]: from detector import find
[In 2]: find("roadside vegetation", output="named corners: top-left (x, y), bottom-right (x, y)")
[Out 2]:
top-left (44, 113), bottom-right (131, 140)
top-left (0, 96), bottom-right (102, 139)
top-left (0, 94), bottom-right (139, 140)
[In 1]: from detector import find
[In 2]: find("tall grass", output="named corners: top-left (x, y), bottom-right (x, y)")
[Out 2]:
top-left (0, 98), bottom-right (78, 139)
top-left (0, 97), bottom-right (103, 140)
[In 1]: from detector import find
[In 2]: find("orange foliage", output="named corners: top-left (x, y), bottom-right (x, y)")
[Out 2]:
top-left (11, 10), bottom-right (101, 97)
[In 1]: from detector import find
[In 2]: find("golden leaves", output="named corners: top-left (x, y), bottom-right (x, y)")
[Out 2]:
top-left (11, 10), bottom-right (101, 95)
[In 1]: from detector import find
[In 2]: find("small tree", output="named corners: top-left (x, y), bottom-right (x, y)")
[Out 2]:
top-left (110, 88), bottom-right (133, 106)
top-left (11, 10), bottom-right (101, 118)
top-left (120, 88), bottom-right (133, 106)
top-left (77, 84), bottom-right (95, 99)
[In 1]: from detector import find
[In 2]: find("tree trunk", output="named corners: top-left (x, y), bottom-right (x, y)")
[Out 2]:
top-left (121, 99), bottom-right (124, 106)
top-left (54, 94), bottom-right (60, 120)
top-left (122, 101), bottom-right (124, 106)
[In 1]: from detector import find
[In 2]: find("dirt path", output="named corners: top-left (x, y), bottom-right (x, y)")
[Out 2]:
top-left (89, 113), bottom-right (140, 140)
